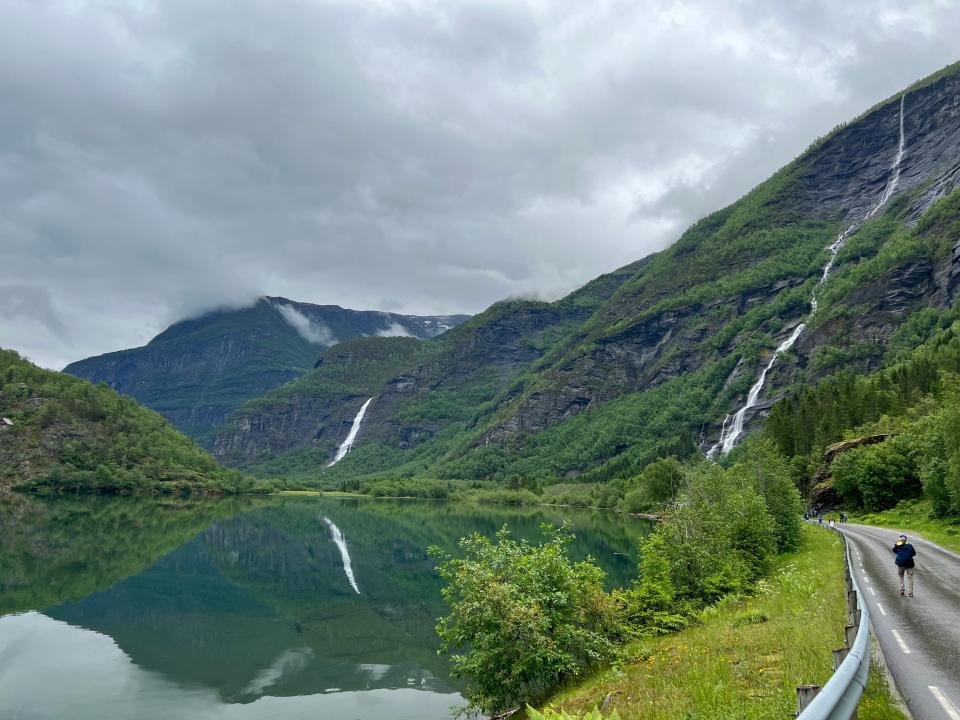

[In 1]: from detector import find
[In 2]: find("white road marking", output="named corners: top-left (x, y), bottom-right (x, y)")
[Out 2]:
top-left (869, 586), bottom-right (876, 596)
top-left (890, 629), bottom-right (912, 655)
top-left (863, 574), bottom-right (870, 583)
top-left (876, 603), bottom-right (887, 616)
top-left (929, 686), bottom-right (960, 720)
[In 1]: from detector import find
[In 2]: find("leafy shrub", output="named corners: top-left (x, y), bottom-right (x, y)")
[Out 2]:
top-left (654, 462), bottom-right (779, 602)
top-left (732, 609), bottom-right (769, 627)
top-left (832, 435), bottom-right (922, 511)
top-left (620, 489), bottom-right (649, 514)
top-left (527, 706), bottom-right (621, 720)
top-left (431, 525), bottom-right (618, 716)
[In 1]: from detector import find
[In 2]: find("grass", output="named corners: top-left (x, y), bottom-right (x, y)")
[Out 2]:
top-left (275, 489), bottom-right (366, 497)
top-left (847, 498), bottom-right (960, 555)
top-left (539, 525), bottom-right (906, 720)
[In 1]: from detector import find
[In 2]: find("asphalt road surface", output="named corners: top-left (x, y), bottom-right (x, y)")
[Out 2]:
top-left (838, 523), bottom-right (960, 720)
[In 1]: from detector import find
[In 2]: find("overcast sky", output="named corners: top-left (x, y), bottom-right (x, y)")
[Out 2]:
top-left (3, 0), bottom-right (960, 369)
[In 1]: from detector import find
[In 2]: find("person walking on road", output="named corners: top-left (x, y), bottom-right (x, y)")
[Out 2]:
top-left (892, 534), bottom-right (917, 597)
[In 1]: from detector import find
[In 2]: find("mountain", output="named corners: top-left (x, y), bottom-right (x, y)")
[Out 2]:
top-left (214, 62), bottom-right (960, 485)
top-left (64, 297), bottom-right (469, 447)
top-left (0, 349), bottom-right (252, 493)
top-left (212, 258), bottom-right (652, 477)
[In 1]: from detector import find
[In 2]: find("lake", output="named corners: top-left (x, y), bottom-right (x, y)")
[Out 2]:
top-left (0, 494), bottom-right (650, 720)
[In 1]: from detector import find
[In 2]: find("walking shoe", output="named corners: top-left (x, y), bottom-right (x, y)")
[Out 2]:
top-left (908, 592), bottom-right (913, 597)
top-left (900, 589), bottom-right (905, 596)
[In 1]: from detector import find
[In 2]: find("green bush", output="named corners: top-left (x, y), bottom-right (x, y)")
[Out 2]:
top-left (732, 609), bottom-right (769, 627)
top-left (654, 462), bottom-right (779, 602)
top-left (431, 525), bottom-right (618, 716)
top-left (620, 489), bottom-right (649, 514)
top-left (832, 435), bottom-right (922, 511)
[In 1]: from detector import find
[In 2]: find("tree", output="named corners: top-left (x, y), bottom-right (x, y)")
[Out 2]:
top-left (616, 534), bottom-right (689, 635)
top-left (729, 437), bottom-right (804, 552)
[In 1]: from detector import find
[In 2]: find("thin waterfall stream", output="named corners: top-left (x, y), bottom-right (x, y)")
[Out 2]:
top-left (708, 94), bottom-right (908, 457)
top-left (329, 397), bottom-right (373, 466)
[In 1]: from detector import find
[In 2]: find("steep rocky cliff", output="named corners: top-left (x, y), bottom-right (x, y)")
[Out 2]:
top-left (65, 297), bottom-right (468, 447)
top-left (215, 62), bottom-right (960, 484)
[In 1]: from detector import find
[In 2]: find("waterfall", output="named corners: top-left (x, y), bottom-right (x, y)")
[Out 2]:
top-left (328, 397), bottom-right (373, 466)
top-left (322, 517), bottom-right (360, 594)
top-left (709, 94), bottom-right (908, 457)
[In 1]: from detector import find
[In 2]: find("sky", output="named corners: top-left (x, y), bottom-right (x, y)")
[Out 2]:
top-left (2, 0), bottom-right (960, 370)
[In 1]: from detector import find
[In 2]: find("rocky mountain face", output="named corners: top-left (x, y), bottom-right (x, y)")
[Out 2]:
top-left (213, 259), bottom-right (651, 471)
top-left (215, 62), bottom-right (960, 484)
top-left (64, 297), bottom-right (468, 447)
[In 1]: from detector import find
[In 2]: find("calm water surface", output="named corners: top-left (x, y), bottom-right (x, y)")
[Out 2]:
top-left (0, 495), bottom-right (650, 720)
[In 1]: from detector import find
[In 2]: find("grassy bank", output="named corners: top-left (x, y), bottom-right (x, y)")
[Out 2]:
top-left (539, 526), bottom-right (905, 720)
top-left (847, 498), bottom-right (960, 555)
top-left (275, 489), bottom-right (366, 497)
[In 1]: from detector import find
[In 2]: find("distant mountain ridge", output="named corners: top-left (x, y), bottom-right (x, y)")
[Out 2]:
top-left (65, 297), bottom-right (469, 447)
top-left (211, 61), bottom-right (960, 484)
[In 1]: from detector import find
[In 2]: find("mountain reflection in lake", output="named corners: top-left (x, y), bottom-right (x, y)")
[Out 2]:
top-left (0, 495), bottom-right (651, 720)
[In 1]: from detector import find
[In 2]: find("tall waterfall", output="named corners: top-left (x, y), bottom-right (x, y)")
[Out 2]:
top-left (329, 397), bottom-right (373, 466)
top-left (322, 517), bottom-right (360, 594)
top-left (708, 94), bottom-right (908, 457)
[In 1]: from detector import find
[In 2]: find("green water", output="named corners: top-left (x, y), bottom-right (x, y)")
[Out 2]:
top-left (0, 494), bottom-right (650, 719)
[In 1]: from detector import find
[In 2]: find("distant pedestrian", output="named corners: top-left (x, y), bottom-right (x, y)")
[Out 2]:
top-left (818, 514), bottom-right (823, 525)
top-left (892, 534), bottom-right (917, 597)
top-left (829, 518), bottom-right (836, 529)
top-left (840, 512), bottom-right (848, 524)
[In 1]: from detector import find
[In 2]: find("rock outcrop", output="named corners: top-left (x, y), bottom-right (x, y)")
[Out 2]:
top-left (810, 433), bottom-right (894, 508)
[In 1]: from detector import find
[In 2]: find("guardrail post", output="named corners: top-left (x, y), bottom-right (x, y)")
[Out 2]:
top-left (832, 647), bottom-right (849, 669)
top-left (847, 609), bottom-right (862, 628)
top-left (846, 589), bottom-right (858, 613)
top-left (844, 623), bottom-right (858, 649)
top-left (796, 685), bottom-right (821, 715)
top-left (830, 648), bottom-right (859, 719)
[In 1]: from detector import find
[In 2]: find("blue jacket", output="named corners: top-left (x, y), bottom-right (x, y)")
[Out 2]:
top-left (892, 542), bottom-right (916, 568)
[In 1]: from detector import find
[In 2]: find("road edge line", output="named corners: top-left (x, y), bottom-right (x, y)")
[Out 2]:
top-left (870, 632), bottom-right (914, 719)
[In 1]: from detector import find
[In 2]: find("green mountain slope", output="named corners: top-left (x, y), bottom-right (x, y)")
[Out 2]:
top-left (216, 61), bottom-right (960, 486)
top-left (64, 297), bottom-right (469, 447)
top-left (0, 349), bottom-right (254, 493)
top-left (762, 305), bottom-right (960, 517)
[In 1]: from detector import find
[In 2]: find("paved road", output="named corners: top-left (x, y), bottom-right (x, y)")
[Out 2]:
top-left (838, 523), bottom-right (960, 720)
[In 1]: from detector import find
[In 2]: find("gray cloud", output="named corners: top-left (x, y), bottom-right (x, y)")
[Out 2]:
top-left (376, 321), bottom-right (414, 338)
top-left (1, 0), bottom-right (959, 369)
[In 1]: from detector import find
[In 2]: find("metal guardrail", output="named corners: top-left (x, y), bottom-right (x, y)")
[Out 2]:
top-left (796, 525), bottom-right (871, 719)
